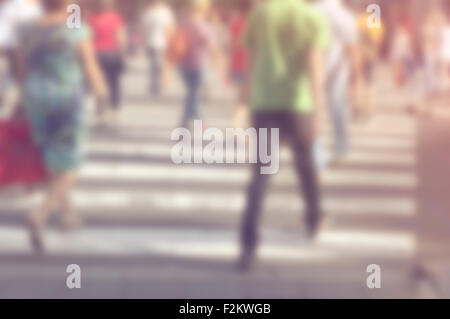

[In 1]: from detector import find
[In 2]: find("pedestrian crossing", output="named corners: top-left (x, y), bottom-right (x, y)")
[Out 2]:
top-left (0, 103), bottom-right (419, 262)
top-left (0, 59), bottom-right (421, 297)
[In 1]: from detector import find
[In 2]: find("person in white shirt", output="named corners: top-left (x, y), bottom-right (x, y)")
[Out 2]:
top-left (0, 0), bottom-right (42, 57)
top-left (141, 0), bottom-right (175, 96)
top-left (316, 0), bottom-right (361, 162)
top-left (0, 0), bottom-right (41, 110)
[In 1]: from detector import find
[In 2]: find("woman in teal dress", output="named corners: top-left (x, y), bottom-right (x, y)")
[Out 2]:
top-left (18, 0), bottom-right (107, 253)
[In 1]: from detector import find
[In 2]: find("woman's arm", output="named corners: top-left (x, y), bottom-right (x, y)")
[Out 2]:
top-left (77, 39), bottom-right (108, 99)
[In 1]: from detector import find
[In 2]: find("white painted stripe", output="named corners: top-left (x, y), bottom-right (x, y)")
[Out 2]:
top-left (92, 108), bottom-right (417, 133)
top-left (78, 162), bottom-right (418, 188)
top-left (0, 189), bottom-right (416, 217)
top-left (0, 226), bottom-right (415, 261)
top-left (87, 142), bottom-right (416, 166)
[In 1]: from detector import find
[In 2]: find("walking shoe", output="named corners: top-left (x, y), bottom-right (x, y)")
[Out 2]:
top-left (237, 247), bottom-right (256, 273)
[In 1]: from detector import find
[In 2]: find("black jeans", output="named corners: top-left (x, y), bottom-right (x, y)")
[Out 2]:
top-left (241, 110), bottom-right (322, 253)
top-left (97, 51), bottom-right (123, 109)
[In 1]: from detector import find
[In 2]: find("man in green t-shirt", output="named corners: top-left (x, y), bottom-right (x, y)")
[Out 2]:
top-left (239, 0), bottom-right (328, 271)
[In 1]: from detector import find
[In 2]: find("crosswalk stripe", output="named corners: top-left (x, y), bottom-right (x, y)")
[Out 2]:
top-left (0, 226), bottom-right (416, 261)
top-left (78, 162), bottom-right (418, 188)
top-left (0, 188), bottom-right (416, 217)
top-left (87, 140), bottom-right (416, 163)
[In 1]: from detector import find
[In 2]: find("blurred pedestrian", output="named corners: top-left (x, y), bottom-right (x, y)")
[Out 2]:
top-left (201, 6), bottom-right (226, 102)
top-left (316, 0), bottom-right (361, 163)
top-left (0, 0), bottom-right (41, 113)
top-left (228, 3), bottom-right (249, 89)
top-left (239, 0), bottom-right (328, 271)
top-left (89, 0), bottom-right (127, 125)
top-left (229, 0), bottom-right (253, 128)
top-left (178, 0), bottom-right (215, 128)
top-left (391, 18), bottom-right (415, 110)
top-left (17, 0), bottom-right (108, 253)
top-left (142, 0), bottom-right (175, 96)
top-left (354, 10), bottom-right (384, 120)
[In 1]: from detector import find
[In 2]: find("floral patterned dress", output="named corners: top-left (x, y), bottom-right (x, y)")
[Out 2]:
top-left (20, 22), bottom-right (90, 173)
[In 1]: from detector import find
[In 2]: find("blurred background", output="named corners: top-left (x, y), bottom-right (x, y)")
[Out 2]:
top-left (1, 0), bottom-right (450, 298)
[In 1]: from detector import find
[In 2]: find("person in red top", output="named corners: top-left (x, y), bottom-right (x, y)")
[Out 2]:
top-left (229, 0), bottom-right (256, 128)
top-left (229, 8), bottom-right (248, 86)
top-left (89, 0), bottom-right (127, 124)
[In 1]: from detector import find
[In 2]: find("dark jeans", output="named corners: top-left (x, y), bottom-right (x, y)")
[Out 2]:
top-left (180, 66), bottom-right (202, 127)
top-left (241, 111), bottom-right (322, 254)
top-left (97, 51), bottom-right (123, 109)
top-left (148, 48), bottom-right (164, 95)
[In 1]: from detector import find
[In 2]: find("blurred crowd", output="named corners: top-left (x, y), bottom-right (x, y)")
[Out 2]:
top-left (1, 0), bottom-right (450, 270)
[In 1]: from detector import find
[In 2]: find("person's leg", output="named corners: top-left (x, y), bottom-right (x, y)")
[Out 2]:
top-left (154, 49), bottom-right (163, 95)
top-left (96, 54), bottom-right (110, 119)
top-left (189, 68), bottom-right (202, 120)
top-left (180, 67), bottom-right (192, 127)
top-left (104, 53), bottom-right (122, 110)
top-left (161, 50), bottom-right (172, 91)
top-left (104, 56), bottom-right (122, 124)
top-left (288, 113), bottom-right (323, 236)
top-left (356, 60), bottom-right (374, 119)
top-left (28, 175), bottom-right (61, 228)
top-left (99, 56), bottom-right (115, 109)
top-left (148, 49), bottom-right (153, 93)
top-left (240, 164), bottom-right (270, 263)
top-left (58, 172), bottom-right (80, 231)
top-left (239, 112), bottom-right (277, 270)
top-left (27, 172), bottom-right (77, 252)
top-left (327, 68), bottom-right (350, 158)
top-left (109, 64), bottom-right (121, 110)
top-left (181, 67), bottom-right (202, 127)
top-left (364, 62), bottom-right (375, 116)
top-left (149, 48), bottom-right (161, 95)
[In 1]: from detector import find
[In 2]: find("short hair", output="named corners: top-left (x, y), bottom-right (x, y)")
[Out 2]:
top-left (41, 0), bottom-right (67, 11)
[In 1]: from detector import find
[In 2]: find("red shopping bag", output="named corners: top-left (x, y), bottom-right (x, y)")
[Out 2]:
top-left (0, 119), bottom-right (48, 187)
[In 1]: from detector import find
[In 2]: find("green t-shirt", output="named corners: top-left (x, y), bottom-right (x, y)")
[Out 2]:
top-left (243, 0), bottom-right (329, 113)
